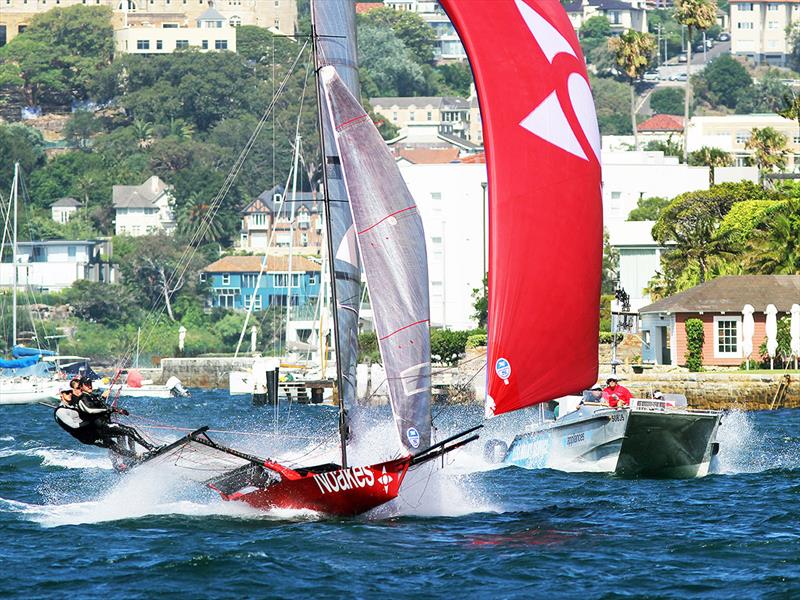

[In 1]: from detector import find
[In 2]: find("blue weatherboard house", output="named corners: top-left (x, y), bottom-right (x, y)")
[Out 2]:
top-left (203, 255), bottom-right (321, 310)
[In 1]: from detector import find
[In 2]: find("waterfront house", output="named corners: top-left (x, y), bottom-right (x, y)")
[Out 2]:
top-left (636, 114), bottom-right (684, 146)
top-left (0, 239), bottom-right (114, 292)
top-left (50, 197), bottom-right (82, 224)
top-left (203, 255), bottom-right (321, 311)
top-left (564, 0), bottom-right (648, 34)
top-left (238, 187), bottom-right (324, 253)
top-left (112, 176), bottom-right (176, 237)
top-left (638, 275), bottom-right (800, 366)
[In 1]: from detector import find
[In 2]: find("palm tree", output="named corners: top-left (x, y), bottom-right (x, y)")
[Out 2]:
top-left (177, 192), bottom-right (223, 245)
top-left (132, 118), bottom-right (154, 148)
top-left (608, 30), bottom-right (657, 150)
top-left (745, 200), bottom-right (800, 274)
top-left (687, 146), bottom-right (733, 185)
top-left (674, 0), bottom-right (718, 160)
top-left (163, 118), bottom-right (195, 141)
top-left (744, 127), bottom-right (789, 184)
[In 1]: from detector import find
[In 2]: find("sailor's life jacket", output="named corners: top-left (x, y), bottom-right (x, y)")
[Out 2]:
top-left (54, 405), bottom-right (101, 445)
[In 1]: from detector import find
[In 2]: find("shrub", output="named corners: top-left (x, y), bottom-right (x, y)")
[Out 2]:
top-left (358, 331), bottom-right (381, 364)
top-left (685, 318), bottom-right (705, 372)
top-left (466, 333), bottom-right (487, 348)
top-left (598, 332), bottom-right (623, 344)
top-left (430, 329), bottom-right (470, 365)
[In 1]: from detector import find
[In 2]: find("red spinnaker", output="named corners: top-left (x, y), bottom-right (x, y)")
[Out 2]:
top-left (440, 0), bottom-right (602, 417)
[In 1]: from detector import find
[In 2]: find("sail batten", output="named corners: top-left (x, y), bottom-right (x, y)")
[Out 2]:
top-left (320, 67), bottom-right (432, 455)
top-left (440, 0), bottom-right (603, 418)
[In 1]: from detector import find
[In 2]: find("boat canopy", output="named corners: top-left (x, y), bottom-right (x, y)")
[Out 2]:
top-left (12, 345), bottom-right (56, 358)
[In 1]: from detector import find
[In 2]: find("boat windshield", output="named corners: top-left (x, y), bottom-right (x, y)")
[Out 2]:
top-left (582, 390), bottom-right (603, 403)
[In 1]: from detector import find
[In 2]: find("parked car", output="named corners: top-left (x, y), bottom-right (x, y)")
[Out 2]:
top-left (674, 72), bottom-right (688, 82)
top-left (718, 32), bottom-right (731, 41)
top-left (678, 54), bottom-right (688, 63)
top-left (643, 71), bottom-right (660, 82)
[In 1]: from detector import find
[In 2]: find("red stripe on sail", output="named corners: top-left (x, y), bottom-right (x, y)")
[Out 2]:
top-left (379, 319), bottom-right (429, 341)
top-left (440, 0), bottom-right (602, 417)
top-left (336, 113), bottom-right (369, 132)
top-left (357, 206), bottom-right (417, 235)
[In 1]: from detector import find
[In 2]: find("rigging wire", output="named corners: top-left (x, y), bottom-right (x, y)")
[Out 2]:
top-left (113, 40), bottom-right (311, 381)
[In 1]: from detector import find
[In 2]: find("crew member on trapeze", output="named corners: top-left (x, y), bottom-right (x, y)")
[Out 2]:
top-left (54, 378), bottom-right (157, 457)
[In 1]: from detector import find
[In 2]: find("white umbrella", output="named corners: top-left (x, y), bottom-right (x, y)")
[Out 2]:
top-left (742, 304), bottom-right (755, 369)
top-left (250, 325), bottom-right (258, 354)
top-left (766, 304), bottom-right (778, 369)
top-left (791, 304), bottom-right (800, 370)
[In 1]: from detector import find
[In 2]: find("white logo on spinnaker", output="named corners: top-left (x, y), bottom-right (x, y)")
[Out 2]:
top-left (406, 427), bottom-right (420, 448)
top-left (515, 0), bottom-right (601, 163)
top-left (495, 357), bottom-right (511, 381)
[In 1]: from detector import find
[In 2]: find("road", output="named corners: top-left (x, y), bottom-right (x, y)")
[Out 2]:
top-left (654, 41), bottom-right (731, 83)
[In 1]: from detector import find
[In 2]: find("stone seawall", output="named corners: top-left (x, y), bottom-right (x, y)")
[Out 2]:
top-left (620, 373), bottom-right (798, 411)
top-left (145, 356), bottom-right (798, 411)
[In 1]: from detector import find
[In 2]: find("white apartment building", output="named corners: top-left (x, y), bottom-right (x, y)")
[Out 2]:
top-left (399, 162), bottom-right (487, 330)
top-left (112, 176), bottom-right (177, 236)
top-left (382, 0), bottom-right (467, 60)
top-left (565, 0), bottom-right (649, 34)
top-left (602, 150), bottom-right (759, 223)
top-left (0, 240), bottom-right (114, 291)
top-left (114, 8), bottom-right (236, 55)
top-left (371, 96), bottom-right (473, 141)
top-left (730, 0), bottom-right (798, 65)
top-left (0, 0), bottom-right (295, 48)
top-left (687, 113), bottom-right (800, 167)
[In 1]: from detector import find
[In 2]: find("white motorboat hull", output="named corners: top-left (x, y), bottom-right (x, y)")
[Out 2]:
top-left (0, 379), bottom-right (62, 405)
top-left (502, 399), bottom-right (722, 478)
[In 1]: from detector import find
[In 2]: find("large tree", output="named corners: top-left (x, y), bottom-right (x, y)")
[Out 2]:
top-left (589, 74), bottom-right (635, 135)
top-left (744, 200), bottom-right (800, 274)
top-left (650, 87), bottom-right (685, 116)
top-left (674, 0), bottom-right (717, 159)
top-left (608, 29), bottom-right (656, 150)
top-left (358, 6), bottom-right (437, 65)
top-left (693, 54), bottom-right (751, 110)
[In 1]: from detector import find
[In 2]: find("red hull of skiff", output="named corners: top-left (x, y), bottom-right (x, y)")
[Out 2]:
top-left (210, 457), bottom-right (411, 517)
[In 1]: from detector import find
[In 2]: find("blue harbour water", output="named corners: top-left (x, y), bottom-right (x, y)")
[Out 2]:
top-left (1, 390), bottom-right (799, 598)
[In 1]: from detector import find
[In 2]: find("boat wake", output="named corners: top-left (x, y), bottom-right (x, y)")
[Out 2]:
top-left (711, 409), bottom-right (800, 475)
top-left (0, 446), bottom-right (113, 470)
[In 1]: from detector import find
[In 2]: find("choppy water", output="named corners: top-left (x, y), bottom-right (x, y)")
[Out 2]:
top-left (1, 391), bottom-right (798, 598)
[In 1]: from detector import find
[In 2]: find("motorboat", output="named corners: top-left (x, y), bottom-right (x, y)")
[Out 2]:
top-left (487, 392), bottom-right (722, 478)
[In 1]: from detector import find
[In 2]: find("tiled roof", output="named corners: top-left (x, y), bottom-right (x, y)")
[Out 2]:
top-left (397, 147), bottom-right (460, 164)
top-left (458, 152), bottom-right (486, 163)
top-left (355, 2), bottom-right (383, 14)
top-left (639, 275), bottom-right (800, 314)
top-left (242, 186), bottom-right (322, 214)
top-left (637, 114), bottom-right (685, 132)
top-left (204, 255), bottom-right (321, 273)
top-left (51, 197), bottom-right (81, 208)
top-left (112, 176), bottom-right (170, 208)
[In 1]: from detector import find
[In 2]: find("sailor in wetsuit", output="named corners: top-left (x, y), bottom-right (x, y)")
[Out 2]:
top-left (54, 378), bottom-right (157, 458)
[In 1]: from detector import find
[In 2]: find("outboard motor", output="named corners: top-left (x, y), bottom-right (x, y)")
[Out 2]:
top-left (166, 376), bottom-right (190, 397)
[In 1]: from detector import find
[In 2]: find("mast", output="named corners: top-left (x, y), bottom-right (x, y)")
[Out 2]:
top-left (312, 25), bottom-right (348, 468)
top-left (285, 133), bottom-right (301, 348)
top-left (11, 162), bottom-right (19, 347)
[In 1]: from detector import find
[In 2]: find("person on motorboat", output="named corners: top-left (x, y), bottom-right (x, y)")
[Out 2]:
top-left (54, 381), bottom-right (157, 457)
top-left (589, 386), bottom-right (603, 401)
top-left (603, 378), bottom-right (632, 408)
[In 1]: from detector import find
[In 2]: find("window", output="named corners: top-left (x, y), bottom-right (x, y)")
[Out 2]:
top-left (162, 23), bottom-right (178, 28)
top-left (136, 39), bottom-right (150, 50)
top-left (737, 22), bottom-right (754, 29)
top-left (229, 16), bottom-right (241, 26)
top-left (215, 39), bottom-right (228, 50)
top-left (300, 232), bottom-right (308, 246)
top-left (714, 316), bottom-right (741, 358)
top-left (274, 18), bottom-right (280, 28)
top-left (68, 246), bottom-right (77, 258)
top-left (430, 192), bottom-right (441, 201)
top-left (297, 211), bottom-right (310, 228)
top-left (392, 111), bottom-right (398, 121)
top-left (609, 10), bottom-right (621, 24)
top-left (273, 273), bottom-right (301, 288)
top-left (242, 273), bottom-right (259, 287)
top-left (156, 39), bottom-right (163, 50)
top-left (176, 40), bottom-right (189, 48)
top-left (431, 236), bottom-right (442, 244)
top-left (768, 20), bottom-right (779, 29)
top-left (308, 273), bottom-right (316, 285)
top-left (202, 40), bottom-right (209, 50)
top-left (222, 273), bottom-right (230, 285)
top-left (200, 273), bottom-right (207, 282)
top-left (244, 294), bottom-right (262, 310)
top-left (409, 111), bottom-right (416, 121)
top-left (768, 2), bottom-right (779, 9)
top-left (738, 2), bottom-right (753, 10)
top-left (427, 111), bottom-right (432, 121)
top-left (736, 131), bottom-right (751, 144)
top-left (250, 213), bottom-right (267, 227)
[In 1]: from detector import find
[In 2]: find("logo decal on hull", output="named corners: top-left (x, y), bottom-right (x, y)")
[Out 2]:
top-left (312, 466), bottom-right (376, 495)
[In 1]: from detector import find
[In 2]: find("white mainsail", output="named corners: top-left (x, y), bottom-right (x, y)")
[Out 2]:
top-left (320, 67), bottom-right (432, 455)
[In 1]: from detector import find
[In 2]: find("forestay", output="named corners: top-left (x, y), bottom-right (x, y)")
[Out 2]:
top-left (320, 67), bottom-right (432, 455)
top-left (440, 0), bottom-right (603, 417)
